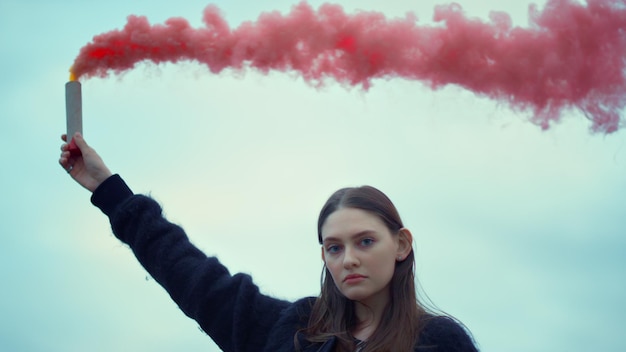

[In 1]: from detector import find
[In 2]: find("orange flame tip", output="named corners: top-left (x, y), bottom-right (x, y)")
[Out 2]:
top-left (69, 68), bottom-right (77, 82)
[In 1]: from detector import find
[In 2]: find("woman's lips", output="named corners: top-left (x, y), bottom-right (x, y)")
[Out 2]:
top-left (343, 274), bottom-right (366, 284)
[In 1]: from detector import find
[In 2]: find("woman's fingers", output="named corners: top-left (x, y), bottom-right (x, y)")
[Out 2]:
top-left (59, 154), bottom-right (72, 173)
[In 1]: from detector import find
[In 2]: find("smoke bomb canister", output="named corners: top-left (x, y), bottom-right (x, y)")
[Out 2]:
top-left (65, 81), bottom-right (82, 155)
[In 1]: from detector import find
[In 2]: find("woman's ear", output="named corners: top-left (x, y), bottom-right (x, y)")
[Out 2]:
top-left (396, 228), bottom-right (413, 261)
top-left (321, 246), bottom-right (326, 262)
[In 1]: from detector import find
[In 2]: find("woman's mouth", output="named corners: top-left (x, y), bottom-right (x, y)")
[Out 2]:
top-left (343, 274), bottom-right (366, 284)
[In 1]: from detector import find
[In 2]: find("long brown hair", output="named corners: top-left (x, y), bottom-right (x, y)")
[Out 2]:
top-left (301, 186), bottom-right (427, 352)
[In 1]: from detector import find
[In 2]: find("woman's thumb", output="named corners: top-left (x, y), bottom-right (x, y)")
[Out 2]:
top-left (73, 132), bottom-right (90, 151)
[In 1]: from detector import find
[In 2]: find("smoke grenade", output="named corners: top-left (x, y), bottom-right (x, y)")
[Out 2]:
top-left (68, 0), bottom-right (626, 133)
top-left (65, 80), bottom-right (82, 155)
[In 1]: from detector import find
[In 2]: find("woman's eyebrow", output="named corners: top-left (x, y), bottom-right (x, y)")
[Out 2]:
top-left (322, 230), bottom-right (377, 244)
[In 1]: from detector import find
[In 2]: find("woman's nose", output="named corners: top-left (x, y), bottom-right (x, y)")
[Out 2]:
top-left (342, 246), bottom-right (359, 268)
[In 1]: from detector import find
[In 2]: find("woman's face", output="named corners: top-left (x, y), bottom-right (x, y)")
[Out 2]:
top-left (320, 207), bottom-right (402, 305)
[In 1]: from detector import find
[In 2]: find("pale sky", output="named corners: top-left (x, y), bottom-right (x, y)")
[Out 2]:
top-left (1, 1), bottom-right (625, 351)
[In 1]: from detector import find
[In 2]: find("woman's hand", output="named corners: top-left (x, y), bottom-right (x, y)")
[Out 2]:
top-left (59, 133), bottom-right (113, 192)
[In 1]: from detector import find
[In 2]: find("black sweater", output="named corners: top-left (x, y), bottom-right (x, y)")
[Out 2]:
top-left (91, 175), bottom-right (478, 352)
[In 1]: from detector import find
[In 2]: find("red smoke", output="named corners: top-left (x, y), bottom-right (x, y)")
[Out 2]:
top-left (70, 0), bottom-right (626, 133)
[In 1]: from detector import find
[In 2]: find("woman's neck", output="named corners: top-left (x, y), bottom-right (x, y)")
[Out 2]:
top-left (351, 289), bottom-right (390, 341)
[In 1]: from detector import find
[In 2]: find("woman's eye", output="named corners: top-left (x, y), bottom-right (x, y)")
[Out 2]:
top-left (360, 238), bottom-right (374, 246)
top-left (326, 245), bottom-right (341, 253)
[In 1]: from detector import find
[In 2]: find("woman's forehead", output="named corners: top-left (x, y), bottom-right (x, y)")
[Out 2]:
top-left (320, 208), bottom-right (388, 240)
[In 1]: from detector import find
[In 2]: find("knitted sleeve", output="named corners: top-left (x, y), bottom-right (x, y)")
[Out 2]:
top-left (91, 175), bottom-right (291, 352)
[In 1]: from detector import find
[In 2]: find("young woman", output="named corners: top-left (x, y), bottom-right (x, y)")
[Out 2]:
top-left (59, 132), bottom-right (478, 352)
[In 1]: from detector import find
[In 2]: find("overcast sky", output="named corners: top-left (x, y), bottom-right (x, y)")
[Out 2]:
top-left (1, 0), bottom-right (625, 351)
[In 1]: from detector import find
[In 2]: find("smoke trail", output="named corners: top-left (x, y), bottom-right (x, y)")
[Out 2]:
top-left (70, 0), bottom-right (626, 133)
